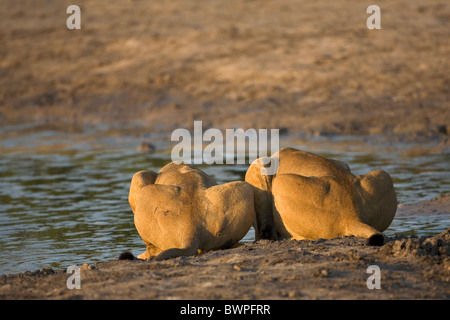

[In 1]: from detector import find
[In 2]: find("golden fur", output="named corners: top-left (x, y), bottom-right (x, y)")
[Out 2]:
top-left (245, 147), bottom-right (397, 245)
top-left (129, 163), bottom-right (255, 260)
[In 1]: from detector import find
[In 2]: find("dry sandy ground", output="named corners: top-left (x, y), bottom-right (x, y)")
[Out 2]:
top-left (0, 195), bottom-right (449, 301)
top-left (0, 0), bottom-right (449, 139)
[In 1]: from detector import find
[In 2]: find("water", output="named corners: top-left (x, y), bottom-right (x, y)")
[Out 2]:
top-left (0, 124), bottom-right (449, 275)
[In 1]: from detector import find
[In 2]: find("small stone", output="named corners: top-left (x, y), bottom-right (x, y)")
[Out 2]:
top-left (81, 263), bottom-right (92, 271)
top-left (137, 142), bottom-right (155, 153)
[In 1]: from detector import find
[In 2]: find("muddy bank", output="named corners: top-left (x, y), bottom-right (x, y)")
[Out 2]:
top-left (1, 229), bottom-right (449, 300)
top-left (397, 194), bottom-right (450, 217)
top-left (1, 0), bottom-right (449, 141)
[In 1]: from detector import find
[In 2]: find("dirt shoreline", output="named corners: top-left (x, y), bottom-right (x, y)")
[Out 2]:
top-left (1, 0), bottom-right (449, 140)
top-left (1, 195), bottom-right (448, 300)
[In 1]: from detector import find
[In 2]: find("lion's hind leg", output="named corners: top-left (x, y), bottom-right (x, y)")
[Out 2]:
top-left (155, 246), bottom-right (199, 261)
top-left (138, 243), bottom-right (162, 260)
top-left (154, 237), bottom-right (200, 261)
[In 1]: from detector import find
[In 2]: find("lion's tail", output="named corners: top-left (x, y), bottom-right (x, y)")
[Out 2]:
top-left (346, 221), bottom-right (385, 246)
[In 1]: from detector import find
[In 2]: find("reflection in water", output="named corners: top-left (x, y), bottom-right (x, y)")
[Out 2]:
top-left (0, 124), bottom-right (448, 275)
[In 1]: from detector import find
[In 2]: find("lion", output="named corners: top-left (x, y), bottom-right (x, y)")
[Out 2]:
top-left (245, 147), bottom-right (397, 245)
top-left (128, 162), bottom-right (255, 260)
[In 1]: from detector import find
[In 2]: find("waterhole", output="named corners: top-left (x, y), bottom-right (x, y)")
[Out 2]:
top-left (0, 123), bottom-right (448, 275)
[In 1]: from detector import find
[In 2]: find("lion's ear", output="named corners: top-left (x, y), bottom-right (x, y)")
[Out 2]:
top-left (245, 157), bottom-right (274, 191)
top-left (359, 170), bottom-right (395, 200)
top-left (129, 170), bottom-right (158, 213)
